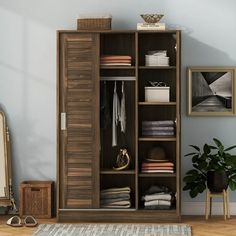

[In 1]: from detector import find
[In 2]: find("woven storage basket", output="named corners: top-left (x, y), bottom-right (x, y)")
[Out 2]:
top-left (20, 181), bottom-right (54, 218)
top-left (77, 17), bottom-right (111, 30)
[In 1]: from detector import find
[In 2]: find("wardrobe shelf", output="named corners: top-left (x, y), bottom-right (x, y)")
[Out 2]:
top-left (138, 102), bottom-right (176, 106)
top-left (139, 173), bottom-right (176, 178)
top-left (100, 76), bottom-right (136, 81)
top-left (100, 66), bottom-right (136, 69)
top-left (138, 137), bottom-right (176, 142)
top-left (100, 170), bottom-right (136, 175)
top-left (100, 208), bottom-right (137, 211)
top-left (138, 66), bottom-right (176, 70)
top-left (138, 209), bottom-right (176, 213)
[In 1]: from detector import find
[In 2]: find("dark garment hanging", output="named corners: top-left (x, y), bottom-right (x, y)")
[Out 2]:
top-left (100, 81), bottom-right (111, 129)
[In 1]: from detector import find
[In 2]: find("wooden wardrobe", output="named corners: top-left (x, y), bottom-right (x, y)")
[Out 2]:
top-left (57, 30), bottom-right (181, 222)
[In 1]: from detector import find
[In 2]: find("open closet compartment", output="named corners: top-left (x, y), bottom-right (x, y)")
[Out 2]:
top-left (138, 32), bottom-right (177, 67)
top-left (139, 106), bottom-right (176, 138)
top-left (138, 141), bottom-right (177, 172)
top-left (100, 175), bottom-right (136, 209)
top-left (100, 81), bottom-right (136, 171)
top-left (136, 31), bottom-right (181, 215)
top-left (138, 177), bottom-right (176, 211)
top-left (138, 70), bottom-right (176, 103)
top-left (100, 32), bottom-right (136, 67)
top-left (99, 32), bottom-right (137, 210)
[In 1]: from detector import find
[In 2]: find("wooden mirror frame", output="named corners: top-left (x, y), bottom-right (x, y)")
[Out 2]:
top-left (0, 111), bottom-right (16, 212)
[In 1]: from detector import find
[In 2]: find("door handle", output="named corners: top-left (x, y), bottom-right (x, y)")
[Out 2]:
top-left (61, 112), bottom-right (66, 130)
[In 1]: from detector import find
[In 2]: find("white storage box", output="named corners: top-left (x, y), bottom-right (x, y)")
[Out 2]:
top-left (145, 86), bottom-right (170, 102)
top-left (145, 55), bottom-right (169, 66)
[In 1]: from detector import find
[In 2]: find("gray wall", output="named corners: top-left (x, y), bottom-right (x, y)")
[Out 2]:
top-left (0, 0), bottom-right (236, 211)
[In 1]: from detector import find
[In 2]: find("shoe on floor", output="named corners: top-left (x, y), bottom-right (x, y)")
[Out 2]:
top-left (24, 215), bottom-right (38, 227)
top-left (6, 216), bottom-right (23, 227)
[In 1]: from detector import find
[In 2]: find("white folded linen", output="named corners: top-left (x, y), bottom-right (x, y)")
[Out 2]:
top-left (142, 193), bottom-right (172, 202)
top-left (101, 187), bottom-right (131, 194)
top-left (144, 200), bottom-right (171, 207)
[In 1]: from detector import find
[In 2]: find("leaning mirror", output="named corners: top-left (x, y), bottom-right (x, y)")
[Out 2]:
top-left (0, 111), bottom-right (16, 213)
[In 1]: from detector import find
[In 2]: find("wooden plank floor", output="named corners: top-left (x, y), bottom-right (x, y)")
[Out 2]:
top-left (1, 216), bottom-right (236, 236)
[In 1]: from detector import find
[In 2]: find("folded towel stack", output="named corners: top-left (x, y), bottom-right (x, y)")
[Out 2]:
top-left (141, 160), bottom-right (174, 173)
top-left (142, 185), bottom-right (174, 210)
top-left (100, 55), bottom-right (132, 66)
top-left (100, 186), bottom-right (131, 208)
top-left (142, 120), bottom-right (175, 136)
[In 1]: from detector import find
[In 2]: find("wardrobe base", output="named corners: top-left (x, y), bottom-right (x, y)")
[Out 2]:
top-left (58, 209), bottom-right (181, 223)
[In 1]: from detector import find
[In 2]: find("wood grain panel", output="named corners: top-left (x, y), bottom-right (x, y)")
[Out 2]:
top-left (59, 32), bottom-right (99, 210)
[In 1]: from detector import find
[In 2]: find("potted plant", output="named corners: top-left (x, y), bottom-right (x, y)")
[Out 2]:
top-left (183, 138), bottom-right (236, 198)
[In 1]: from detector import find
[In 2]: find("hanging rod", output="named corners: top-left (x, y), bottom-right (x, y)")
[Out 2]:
top-left (100, 76), bottom-right (136, 81)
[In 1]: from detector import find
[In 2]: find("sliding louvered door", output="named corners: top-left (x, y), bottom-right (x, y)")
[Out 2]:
top-left (58, 33), bottom-right (100, 209)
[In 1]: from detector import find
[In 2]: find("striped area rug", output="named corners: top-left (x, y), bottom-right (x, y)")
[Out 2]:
top-left (33, 224), bottom-right (191, 236)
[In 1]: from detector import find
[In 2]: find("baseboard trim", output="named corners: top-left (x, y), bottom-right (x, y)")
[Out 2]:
top-left (182, 202), bottom-right (236, 215)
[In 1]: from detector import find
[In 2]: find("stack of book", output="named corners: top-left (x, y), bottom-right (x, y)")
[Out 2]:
top-left (141, 160), bottom-right (174, 174)
top-left (145, 50), bottom-right (169, 66)
top-left (137, 23), bottom-right (166, 31)
top-left (100, 55), bottom-right (132, 66)
top-left (142, 120), bottom-right (175, 137)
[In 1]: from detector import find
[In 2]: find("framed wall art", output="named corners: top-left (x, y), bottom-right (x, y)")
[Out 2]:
top-left (187, 67), bottom-right (236, 116)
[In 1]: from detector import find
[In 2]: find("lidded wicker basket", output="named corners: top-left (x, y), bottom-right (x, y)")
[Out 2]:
top-left (77, 14), bottom-right (112, 30)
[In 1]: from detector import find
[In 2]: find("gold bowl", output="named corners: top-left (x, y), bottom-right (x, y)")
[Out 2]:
top-left (140, 14), bottom-right (164, 24)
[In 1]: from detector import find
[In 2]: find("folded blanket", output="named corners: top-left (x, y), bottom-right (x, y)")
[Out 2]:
top-left (101, 196), bottom-right (130, 205)
top-left (101, 55), bottom-right (132, 60)
top-left (142, 131), bottom-right (174, 136)
top-left (101, 193), bottom-right (130, 200)
top-left (103, 200), bottom-right (131, 206)
top-left (142, 193), bottom-right (172, 202)
top-left (101, 187), bottom-right (131, 194)
top-left (142, 166), bottom-right (174, 170)
top-left (101, 201), bottom-right (131, 208)
top-left (144, 200), bottom-right (171, 207)
top-left (142, 162), bottom-right (174, 167)
top-left (142, 127), bottom-right (174, 131)
top-left (100, 60), bottom-right (132, 63)
top-left (144, 205), bottom-right (171, 210)
top-left (141, 170), bottom-right (174, 173)
top-left (101, 204), bottom-right (131, 209)
top-left (142, 120), bottom-right (175, 127)
top-left (101, 190), bottom-right (130, 195)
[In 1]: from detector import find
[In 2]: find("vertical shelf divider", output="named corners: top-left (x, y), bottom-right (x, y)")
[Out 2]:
top-left (135, 32), bottom-right (139, 210)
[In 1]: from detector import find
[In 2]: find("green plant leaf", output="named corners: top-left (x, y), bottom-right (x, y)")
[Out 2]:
top-left (190, 187), bottom-right (199, 198)
top-left (198, 160), bottom-right (208, 170)
top-left (186, 169), bottom-right (199, 175)
top-left (192, 154), bottom-right (199, 163)
top-left (197, 183), bottom-right (206, 193)
top-left (213, 138), bottom-right (224, 149)
top-left (184, 152), bottom-right (198, 157)
top-left (203, 144), bottom-right (211, 154)
top-left (199, 153), bottom-right (208, 162)
top-left (183, 184), bottom-right (192, 191)
top-left (229, 179), bottom-right (236, 190)
top-left (224, 145), bottom-right (236, 152)
top-left (189, 145), bottom-right (200, 152)
top-left (208, 145), bottom-right (217, 150)
top-left (183, 175), bottom-right (198, 183)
